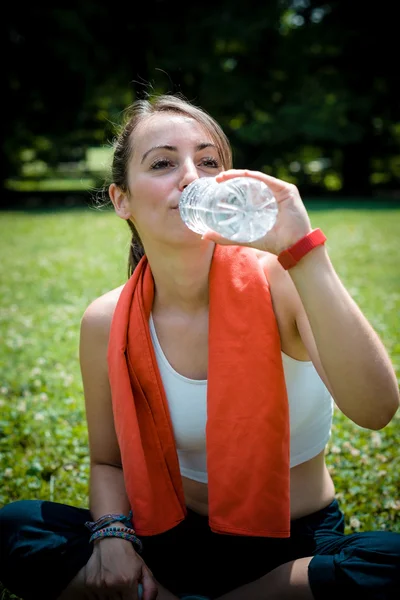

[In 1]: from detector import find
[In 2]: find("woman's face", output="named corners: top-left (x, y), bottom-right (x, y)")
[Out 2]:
top-left (125, 113), bottom-right (224, 244)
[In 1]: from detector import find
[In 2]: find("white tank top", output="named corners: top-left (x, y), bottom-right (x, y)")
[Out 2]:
top-left (149, 314), bottom-right (333, 483)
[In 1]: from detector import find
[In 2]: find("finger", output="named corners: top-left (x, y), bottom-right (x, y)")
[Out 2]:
top-left (216, 169), bottom-right (290, 193)
top-left (120, 585), bottom-right (137, 600)
top-left (103, 588), bottom-right (122, 600)
top-left (202, 230), bottom-right (248, 248)
top-left (141, 569), bottom-right (159, 600)
top-left (85, 587), bottom-right (101, 600)
top-left (201, 229), bottom-right (232, 245)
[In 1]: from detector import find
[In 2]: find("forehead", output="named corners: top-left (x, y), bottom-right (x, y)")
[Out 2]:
top-left (133, 113), bottom-right (215, 155)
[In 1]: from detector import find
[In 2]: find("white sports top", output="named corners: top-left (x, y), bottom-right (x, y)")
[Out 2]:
top-left (149, 314), bottom-right (334, 483)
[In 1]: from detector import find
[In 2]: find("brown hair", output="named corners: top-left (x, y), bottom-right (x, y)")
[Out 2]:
top-left (110, 93), bottom-right (233, 278)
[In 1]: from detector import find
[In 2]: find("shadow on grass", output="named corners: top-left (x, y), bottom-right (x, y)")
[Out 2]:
top-left (303, 197), bottom-right (400, 211)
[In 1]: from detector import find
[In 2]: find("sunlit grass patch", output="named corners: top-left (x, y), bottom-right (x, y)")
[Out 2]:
top-left (0, 204), bottom-right (399, 550)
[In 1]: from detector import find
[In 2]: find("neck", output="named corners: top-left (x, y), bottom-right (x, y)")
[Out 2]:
top-left (144, 240), bottom-right (216, 315)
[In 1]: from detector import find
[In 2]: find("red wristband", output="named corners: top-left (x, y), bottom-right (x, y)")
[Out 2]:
top-left (277, 228), bottom-right (327, 270)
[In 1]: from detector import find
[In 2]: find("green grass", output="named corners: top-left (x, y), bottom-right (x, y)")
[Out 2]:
top-left (5, 178), bottom-right (97, 192)
top-left (0, 204), bottom-right (399, 598)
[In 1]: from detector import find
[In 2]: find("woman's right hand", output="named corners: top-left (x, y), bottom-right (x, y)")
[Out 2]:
top-left (84, 537), bottom-right (158, 599)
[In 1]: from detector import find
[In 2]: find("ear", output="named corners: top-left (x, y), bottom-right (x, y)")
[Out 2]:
top-left (109, 183), bottom-right (132, 220)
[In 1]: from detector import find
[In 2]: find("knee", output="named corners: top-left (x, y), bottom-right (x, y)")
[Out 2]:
top-left (361, 530), bottom-right (400, 557)
top-left (0, 500), bottom-right (43, 540)
top-left (383, 531), bottom-right (400, 557)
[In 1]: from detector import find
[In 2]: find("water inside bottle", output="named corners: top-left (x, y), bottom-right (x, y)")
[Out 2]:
top-left (191, 203), bottom-right (275, 242)
top-left (179, 177), bottom-right (278, 243)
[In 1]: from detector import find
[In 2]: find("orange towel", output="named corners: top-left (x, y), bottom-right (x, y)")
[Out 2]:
top-left (107, 245), bottom-right (290, 537)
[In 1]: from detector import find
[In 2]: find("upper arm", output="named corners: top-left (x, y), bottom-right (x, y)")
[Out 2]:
top-left (259, 251), bottom-right (335, 398)
top-left (294, 306), bottom-right (335, 398)
top-left (79, 290), bottom-right (123, 467)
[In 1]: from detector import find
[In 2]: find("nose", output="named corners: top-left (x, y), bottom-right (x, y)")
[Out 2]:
top-left (179, 160), bottom-right (199, 191)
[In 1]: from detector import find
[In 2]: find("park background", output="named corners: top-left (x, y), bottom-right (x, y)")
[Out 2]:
top-left (1, 2), bottom-right (399, 596)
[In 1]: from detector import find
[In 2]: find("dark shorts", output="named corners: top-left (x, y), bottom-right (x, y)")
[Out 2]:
top-left (0, 498), bottom-right (399, 599)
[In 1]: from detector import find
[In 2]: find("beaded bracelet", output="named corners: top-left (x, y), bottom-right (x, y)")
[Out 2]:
top-left (89, 526), bottom-right (143, 554)
top-left (85, 510), bottom-right (133, 533)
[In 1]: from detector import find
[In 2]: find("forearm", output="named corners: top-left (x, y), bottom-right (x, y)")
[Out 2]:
top-left (290, 245), bottom-right (399, 429)
top-left (89, 462), bottom-right (131, 520)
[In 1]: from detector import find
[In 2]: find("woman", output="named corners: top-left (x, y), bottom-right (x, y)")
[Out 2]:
top-left (0, 93), bottom-right (399, 600)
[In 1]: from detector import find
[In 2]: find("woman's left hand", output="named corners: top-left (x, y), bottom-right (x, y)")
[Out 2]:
top-left (201, 169), bottom-right (313, 255)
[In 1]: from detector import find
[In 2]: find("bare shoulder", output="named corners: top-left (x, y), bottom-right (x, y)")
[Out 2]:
top-left (255, 249), bottom-right (295, 298)
top-left (254, 250), bottom-right (318, 363)
top-left (254, 249), bottom-right (301, 333)
top-left (80, 284), bottom-right (125, 343)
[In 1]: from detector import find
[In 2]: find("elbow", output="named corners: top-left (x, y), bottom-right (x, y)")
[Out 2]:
top-left (348, 389), bottom-right (400, 431)
top-left (379, 405), bottom-right (400, 430)
top-left (367, 395), bottom-right (400, 431)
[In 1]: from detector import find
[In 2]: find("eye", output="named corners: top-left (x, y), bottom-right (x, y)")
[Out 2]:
top-left (150, 158), bottom-right (174, 170)
top-left (200, 157), bottom-right (220, 168)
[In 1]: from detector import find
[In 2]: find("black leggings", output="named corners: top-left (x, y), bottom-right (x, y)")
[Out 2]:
top-left (0, 498), bottom-right (399, 599)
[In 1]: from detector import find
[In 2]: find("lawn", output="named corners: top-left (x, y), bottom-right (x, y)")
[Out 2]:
top-left (0, 203), bottom-right (399, 598)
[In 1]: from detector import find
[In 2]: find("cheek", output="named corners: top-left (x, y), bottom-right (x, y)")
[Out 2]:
top-left (129, 179), bottom-right (168, 222)
top-left (131, 176), bottom-right (168, 204)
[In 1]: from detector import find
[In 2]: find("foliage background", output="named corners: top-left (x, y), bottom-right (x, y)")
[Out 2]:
top-left (3, 0), bottom-right (400, 203)
top-left (1, 206), bottom-right (399, 531)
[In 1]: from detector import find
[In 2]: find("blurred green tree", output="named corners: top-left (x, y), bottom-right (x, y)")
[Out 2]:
top-left (3, 0), bottom-right (399, 202)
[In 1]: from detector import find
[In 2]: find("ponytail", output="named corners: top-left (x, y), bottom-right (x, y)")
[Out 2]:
top-left (127, 221), bottom-right (145, 278)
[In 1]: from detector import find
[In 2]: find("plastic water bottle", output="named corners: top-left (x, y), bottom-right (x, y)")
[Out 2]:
top-left (179, 176), bottom-right (278, 243)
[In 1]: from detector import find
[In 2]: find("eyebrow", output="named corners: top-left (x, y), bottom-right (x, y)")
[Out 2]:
top-left (141, 143), bottom-right (217, 164)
